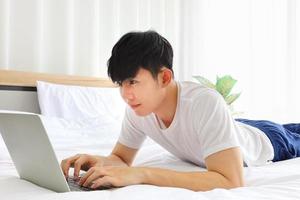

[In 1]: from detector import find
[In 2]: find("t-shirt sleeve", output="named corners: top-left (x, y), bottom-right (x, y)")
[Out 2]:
top-left (118, 106), bottom-right (146, 149)
top-left (192, 89), bottom-right (240, 160)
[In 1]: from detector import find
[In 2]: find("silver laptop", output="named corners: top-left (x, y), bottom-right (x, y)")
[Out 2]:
top-left (0, 112), bottom-right (109, 192)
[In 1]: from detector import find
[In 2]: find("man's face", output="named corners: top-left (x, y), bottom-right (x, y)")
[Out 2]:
top-left (119, 68), bottom-right (166, 116)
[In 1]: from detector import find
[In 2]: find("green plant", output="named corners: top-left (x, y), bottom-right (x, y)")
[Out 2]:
top-left (193, 75), bottom-right (241, 106)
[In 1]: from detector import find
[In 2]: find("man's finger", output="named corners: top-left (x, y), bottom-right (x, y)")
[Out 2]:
top-left (61, 155), bottom-right (80, 177)
top-left (82, 171), bottom-right (103, 187)
top-left (91, 176), bottom-right (115, 189)
top-left (78, 167), bottom-right (94, 186)
top-left (79, 167), bottom-right (107, 186)
top-left (73, 156), bottom-right (88, 178)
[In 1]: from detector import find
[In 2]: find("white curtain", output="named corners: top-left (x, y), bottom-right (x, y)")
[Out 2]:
top-left (0, 0), bottom-right (181, 77)
top-left (0, 0), bottom-right (299, 122)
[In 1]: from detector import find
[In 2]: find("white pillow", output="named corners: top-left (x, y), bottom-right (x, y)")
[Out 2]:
top-left (37, 81), bottom-right (125, 121)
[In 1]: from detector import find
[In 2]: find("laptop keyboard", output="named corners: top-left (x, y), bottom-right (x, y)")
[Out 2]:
top-left (67, 177), bottom-right (113, 191)
top-left (67, 177), bottom-right (91, 191)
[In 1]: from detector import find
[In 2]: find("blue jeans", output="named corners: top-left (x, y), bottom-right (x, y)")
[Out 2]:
top-left (235, 119), bottom-right (300, 162)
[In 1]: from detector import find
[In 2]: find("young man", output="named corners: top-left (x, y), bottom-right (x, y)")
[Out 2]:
top-left (61, 30), bottom-right (300, 191)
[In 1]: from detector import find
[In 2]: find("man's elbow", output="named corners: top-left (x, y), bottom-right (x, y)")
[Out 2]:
top-left (227, 178), bottom-right (245, 189)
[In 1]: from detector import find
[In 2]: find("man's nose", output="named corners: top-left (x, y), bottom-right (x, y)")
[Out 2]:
top-left (120, 86), bottom-right (135, 102)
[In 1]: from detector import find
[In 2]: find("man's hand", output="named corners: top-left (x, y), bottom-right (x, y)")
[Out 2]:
top-left (78, 166), bottom-right (144, 189)
top-left (60, 142), bottom-right (139, 179)
top-left (60, 154), bottom-right (105, 179)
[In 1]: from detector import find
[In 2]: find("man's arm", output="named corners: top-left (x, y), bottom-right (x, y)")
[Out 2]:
top-left (107, 142), bottom-right (139, 166)
top-left (140, 147), bottom-right (244, 191)
top-left (84, 147), bottom-right (244, 191)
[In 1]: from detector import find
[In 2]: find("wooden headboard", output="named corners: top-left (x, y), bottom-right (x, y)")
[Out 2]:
top-left (0, 69), bottom-right (116, 114)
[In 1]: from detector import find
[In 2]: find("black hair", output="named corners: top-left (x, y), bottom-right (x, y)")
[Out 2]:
top-left (107, 30), bottom-right (173, 85)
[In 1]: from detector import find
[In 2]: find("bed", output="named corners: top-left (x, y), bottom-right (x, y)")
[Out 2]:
top-left (0, 69), bottom-right (300, 200)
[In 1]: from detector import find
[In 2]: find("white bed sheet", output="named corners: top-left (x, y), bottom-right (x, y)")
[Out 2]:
top-left (1, 115), bottom-right (300, 200)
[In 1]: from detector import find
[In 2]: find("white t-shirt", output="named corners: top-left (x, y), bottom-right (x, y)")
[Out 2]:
top-left (118, 81), bottom-right (274, 167)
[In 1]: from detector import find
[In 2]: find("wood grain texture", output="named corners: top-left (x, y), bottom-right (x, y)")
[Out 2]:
top-left (0, 69), bottom-right (116, 88)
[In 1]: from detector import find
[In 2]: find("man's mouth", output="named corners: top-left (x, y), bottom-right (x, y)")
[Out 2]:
top-left (130, 104), bottom-right (141, 109)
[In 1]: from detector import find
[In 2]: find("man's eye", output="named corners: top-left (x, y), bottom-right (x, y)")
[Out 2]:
top-left (129, 80), bottom-right (137, 85)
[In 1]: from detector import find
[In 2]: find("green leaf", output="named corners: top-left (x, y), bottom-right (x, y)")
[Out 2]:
top-left (216, 75), bottom-right (237, 98)
top-left (193, 76), bottom-right (216, 89)
top-left (225, 93), bottom-right (241, 105)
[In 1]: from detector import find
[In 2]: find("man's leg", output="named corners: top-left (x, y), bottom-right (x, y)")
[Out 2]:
top-left (236, 119), bottom-right (300, 161)
top-left (282, 123), bottom-right (300, 134)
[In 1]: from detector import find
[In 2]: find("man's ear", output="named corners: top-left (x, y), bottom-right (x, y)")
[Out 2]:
top-left (159, 67), bottom-right (172, 87)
